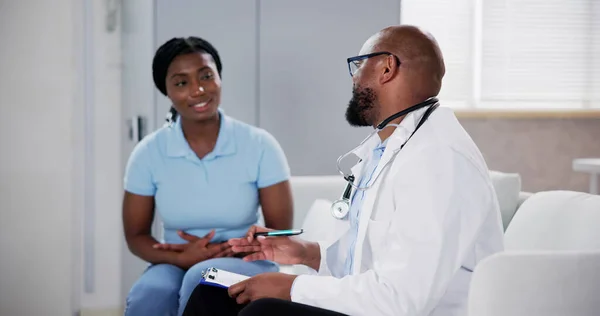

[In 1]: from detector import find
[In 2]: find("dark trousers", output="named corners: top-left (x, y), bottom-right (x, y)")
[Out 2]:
top-left (182, 283), bottom-right (348, 316)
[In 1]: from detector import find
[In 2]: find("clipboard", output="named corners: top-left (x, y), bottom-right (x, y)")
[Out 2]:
top-left (199, 267), bottom-right (250, 289)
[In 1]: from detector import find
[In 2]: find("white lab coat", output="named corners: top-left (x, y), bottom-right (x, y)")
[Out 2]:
top-left (291, 106), bottom-right (505, 316)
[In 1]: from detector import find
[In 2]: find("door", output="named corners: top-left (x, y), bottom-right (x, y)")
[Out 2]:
top-left (120, 0), bottom-right (159, 301)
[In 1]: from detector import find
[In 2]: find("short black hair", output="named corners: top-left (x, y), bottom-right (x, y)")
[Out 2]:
top-left (152, 36), bottom-right (223, 123)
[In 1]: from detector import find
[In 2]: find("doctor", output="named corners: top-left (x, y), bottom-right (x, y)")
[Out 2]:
top-left (183, 25), bottom-right (504, 316)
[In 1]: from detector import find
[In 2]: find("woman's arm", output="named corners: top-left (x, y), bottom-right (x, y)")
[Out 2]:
top-left (122, 191), bottom-right (180, 265)
top-left (259, 180), bottom-right (294, 230)
top-left (255, 130), bottom-right (294, 229)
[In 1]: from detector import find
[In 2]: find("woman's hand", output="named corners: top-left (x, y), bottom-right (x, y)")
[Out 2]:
top-left (153, 230), bottom-right (233, 269)
top-left (153, 230), bottom-right (232, 253)
top-left (228, 225), bottom-right (320, 268)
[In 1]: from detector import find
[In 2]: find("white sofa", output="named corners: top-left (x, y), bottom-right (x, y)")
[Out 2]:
top-left (277, 170), bottom-right (528, 275)
top-left (468, 190), bottom-right (600, 315)
top-left (468, 251), bottom-right (600, 316)
top-left (284, 173), bottom-right (600, 314)
top-left (281, 173), bottom-right (600, 314)
top-left (288, 170), bottom-right (528, 231)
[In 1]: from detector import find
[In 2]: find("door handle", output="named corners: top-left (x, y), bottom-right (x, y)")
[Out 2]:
top-left (128, 116), bottom-right (147, 142)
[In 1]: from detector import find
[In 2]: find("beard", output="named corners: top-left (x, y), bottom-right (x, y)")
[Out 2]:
top-left (345, 85), bottom-right (378, 127)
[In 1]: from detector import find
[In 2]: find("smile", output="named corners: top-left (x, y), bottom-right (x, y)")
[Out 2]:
top-left (192, 101), bottom-right (209, 108)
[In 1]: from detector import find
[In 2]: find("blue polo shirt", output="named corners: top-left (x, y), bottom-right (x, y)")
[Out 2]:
top-left (123, 109), bottom-right (291, 244)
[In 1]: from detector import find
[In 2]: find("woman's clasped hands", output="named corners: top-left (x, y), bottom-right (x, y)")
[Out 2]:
top-left (153, 229), bottom-right (233, 269)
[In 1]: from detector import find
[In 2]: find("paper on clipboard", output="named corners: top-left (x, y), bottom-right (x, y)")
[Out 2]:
top-left (199, 267), bottom-right (250, 289)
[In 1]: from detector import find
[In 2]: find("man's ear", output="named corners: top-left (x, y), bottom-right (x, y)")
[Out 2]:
top-left (379, 55), bottom-right (399, 84)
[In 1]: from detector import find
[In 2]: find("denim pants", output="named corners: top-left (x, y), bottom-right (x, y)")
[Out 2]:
top-left (124, 257), bottom-right (278, 316)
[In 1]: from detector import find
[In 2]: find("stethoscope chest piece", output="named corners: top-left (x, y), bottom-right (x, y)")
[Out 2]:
top-left (330, 198), bottom-right (350, 219)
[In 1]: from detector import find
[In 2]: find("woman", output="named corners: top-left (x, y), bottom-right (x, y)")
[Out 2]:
top-left (123, 36), bottom-right (294, 316)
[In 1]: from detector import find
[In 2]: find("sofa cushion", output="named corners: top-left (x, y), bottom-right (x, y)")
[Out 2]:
top-left (505, 190), bottom-right (600, 251)
top-left (289, 176), bottom-right (346, 228)
top-left (287, 171), bottom-right (522, 231)
top-left (282, 198), bottom-right (346, 275)
top-left (468, 251), bottom-right (600, 316)
top-left (488, 170), bottom-right (522, 230)
top-left (302, 199), bottom-right (334, 242)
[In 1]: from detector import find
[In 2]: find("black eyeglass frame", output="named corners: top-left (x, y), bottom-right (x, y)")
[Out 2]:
top-left (346, 51), bottom-right (401, 77)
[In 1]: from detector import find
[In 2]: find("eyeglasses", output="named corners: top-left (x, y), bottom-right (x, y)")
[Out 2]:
top-left (347, 51), bottom-right (401, 77)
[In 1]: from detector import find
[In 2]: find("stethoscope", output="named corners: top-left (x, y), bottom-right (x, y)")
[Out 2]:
top-left (330, 97), bottom-right (440, 219)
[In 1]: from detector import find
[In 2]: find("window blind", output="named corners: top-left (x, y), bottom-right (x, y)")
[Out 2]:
top-left (481, 0), bottom-right (594, 109)
top-left (401, 0), bottom-right (600, 109)
top-left (400, 0), bottom-right (474, 108)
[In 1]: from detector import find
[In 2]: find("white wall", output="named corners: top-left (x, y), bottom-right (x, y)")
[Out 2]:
top-left (0, 0), bottom-right (124, 314)
top-left (258, 0), bottom-right (401, 175)
top-left (153, 0), bottom-right (402, 176)
top-left (154, 0), bottom-right (259, 128)
top-left (0, 0), bottom-right (78, 315)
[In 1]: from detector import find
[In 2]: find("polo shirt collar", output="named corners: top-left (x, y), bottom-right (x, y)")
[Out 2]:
top-left (166, 108), bottom-right (236, 159)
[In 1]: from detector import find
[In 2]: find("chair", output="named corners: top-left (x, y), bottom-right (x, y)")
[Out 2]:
top-left (468, 251), bottom-right (600, 316)
top-left (468, 191), bottom-right (600, 315)
top-left (504, 190), bottom-right (600, 251)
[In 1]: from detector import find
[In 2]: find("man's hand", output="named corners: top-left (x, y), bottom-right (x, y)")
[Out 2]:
top-left (228, 272), bottom-right (297, 304)
top-left (152, 230), bottom-right (233, 269)
top-left (228, 225), bottom-right (321, 269)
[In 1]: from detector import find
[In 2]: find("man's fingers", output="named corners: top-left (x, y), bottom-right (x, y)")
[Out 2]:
top-left (257, 235), bottom-right (290, 247)
top-left (236, 292), bottom-right (251, 305)
top-left (231, 245), bottom-right (262, 253)
top-left (243, 252), bottom-right (267, 262)
top-left (229, 237), bottom-right (253, 247)
top-left (245, 226), bottom-right (258, 243)
top-left (245, 225), bottom-right (272, 243)
top-left (228, 279), bottom-right (246, 298)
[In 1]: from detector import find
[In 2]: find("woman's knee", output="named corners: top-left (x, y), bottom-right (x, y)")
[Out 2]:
top-left (126, 264), bottom-right (184, 310)
top-left (180, 261), bottom-right (213, 294)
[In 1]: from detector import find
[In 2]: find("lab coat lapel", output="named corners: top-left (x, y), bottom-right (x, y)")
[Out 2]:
top-left (351, 109), bottom-right (423, 274)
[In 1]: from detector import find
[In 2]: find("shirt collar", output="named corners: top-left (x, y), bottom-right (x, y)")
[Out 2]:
top-left (166, 108), bottom-right (236, 159)
top-left (353, 106), bottom-right (429, 160)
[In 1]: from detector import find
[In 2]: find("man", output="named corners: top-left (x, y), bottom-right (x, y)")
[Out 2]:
top-left (183, 25), bottom-right (504, 316)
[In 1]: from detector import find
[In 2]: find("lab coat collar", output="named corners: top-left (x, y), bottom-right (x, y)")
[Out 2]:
top-left (351, 105), bottom-right (430, 160)
top-left (166, 108), bottom-right (236, 159)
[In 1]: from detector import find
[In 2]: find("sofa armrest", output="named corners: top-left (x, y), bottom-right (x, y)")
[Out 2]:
top-left (517, 191), bottom-right (533, 208)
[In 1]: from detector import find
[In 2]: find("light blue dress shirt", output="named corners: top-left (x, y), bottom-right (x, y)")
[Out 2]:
top-left (343, 139), bottom-right (387, 275)
top-left (123, 109), bottom-right (291, 244)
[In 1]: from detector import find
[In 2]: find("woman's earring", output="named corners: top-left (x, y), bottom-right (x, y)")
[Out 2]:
top-left (164, 109), bottom-right (174, 128)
